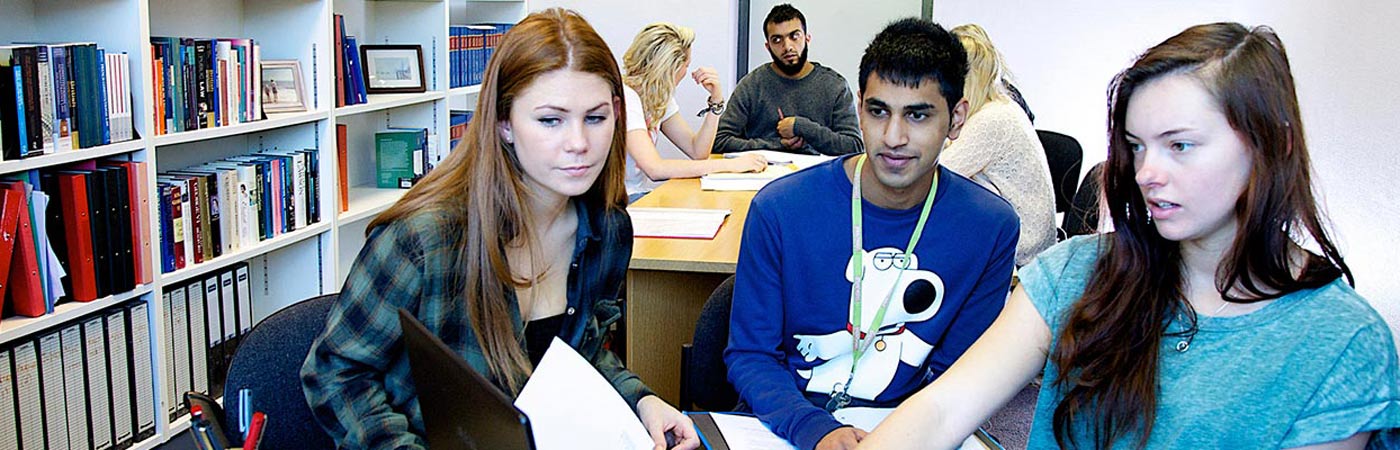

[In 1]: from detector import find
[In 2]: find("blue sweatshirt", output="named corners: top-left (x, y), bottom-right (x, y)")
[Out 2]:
top-left (724, 156), bottom-right (1019, 449)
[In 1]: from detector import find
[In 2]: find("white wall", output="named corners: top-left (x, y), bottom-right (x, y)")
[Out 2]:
top-left (530, 0), bottom-right (739, 159)
top-left (747, 0), bottom-right (923, 97)
top-left (935, 0), bottom-right (1400, 341)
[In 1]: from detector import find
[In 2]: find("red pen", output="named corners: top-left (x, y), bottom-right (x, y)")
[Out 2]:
top-left (243, 412), bottom-right (267, 450)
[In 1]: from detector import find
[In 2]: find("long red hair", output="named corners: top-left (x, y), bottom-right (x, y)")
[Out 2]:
top-left (368, 8), bottom-right (628, 393)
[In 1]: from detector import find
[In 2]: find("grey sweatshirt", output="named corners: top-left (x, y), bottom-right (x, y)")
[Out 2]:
top-left (714, 62), bottom-right (863, 155)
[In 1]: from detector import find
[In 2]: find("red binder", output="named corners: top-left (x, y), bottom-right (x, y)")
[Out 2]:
top-left (0, 187), bottom-right (21, 316)
top-left (3, 182), bottom-right (45, 317)
top-left (56, 172), bottom-right (98, 302)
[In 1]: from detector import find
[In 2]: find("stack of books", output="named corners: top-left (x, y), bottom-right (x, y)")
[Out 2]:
top-left (449, 23), bottom-right (513, 88)
top-left (156, 149), bottom-right (321, 273)
top-left (150, 37), bottom-right (262, 135)
top-left (0, 44), bottom-right (136, 158)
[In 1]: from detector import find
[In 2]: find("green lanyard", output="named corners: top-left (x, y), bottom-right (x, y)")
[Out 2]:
top-left (830, 154), bottom-right (937, 410)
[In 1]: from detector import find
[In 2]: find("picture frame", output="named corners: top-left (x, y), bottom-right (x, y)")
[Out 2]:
top-left (361, 44), bottom-right (427, 94)
top-left (260, 60), bottom-right (308, 114)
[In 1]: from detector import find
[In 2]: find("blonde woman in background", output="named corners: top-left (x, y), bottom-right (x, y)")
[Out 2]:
top-left (622, 22), bottom-right (767, 201)
top-left (942, 24), bottom-right (1056, 266)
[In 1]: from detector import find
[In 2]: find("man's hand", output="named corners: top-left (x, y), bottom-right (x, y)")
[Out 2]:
top-left (777, 116), bottom-right (798, 138)
top-left (816, 427), bottom-right (868, 450)
top-left (781, 136), bottom-right (806, 150)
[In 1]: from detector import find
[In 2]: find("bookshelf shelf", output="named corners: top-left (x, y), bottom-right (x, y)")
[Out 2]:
top-left (0, 284), bottom-right (154, 346)
top-left (448, 84), bottom-right (482, 96)
top-left (158, 221), bottom-right (332, 287)
top-left (0, 0), bottom-right (526, 447)
top-left (334, 92), bottom-right (445, 117)
top-left (0, 139), bottom-right (146, 176)
top-left (340, 186), bottom-right (408, 224)
top-left (150, 110), bottom-right (331, 147)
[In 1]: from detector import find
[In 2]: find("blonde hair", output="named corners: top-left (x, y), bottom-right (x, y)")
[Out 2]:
top-left (952, 24), bottom-right (1011, 115)
top-left (623, 22), bottom-right (695, 129)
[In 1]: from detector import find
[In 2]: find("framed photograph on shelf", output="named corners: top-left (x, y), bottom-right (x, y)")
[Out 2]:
top-left (260, 60), bottom-right (308, 113)
top-left (361, 44), bottom-right (427, 94)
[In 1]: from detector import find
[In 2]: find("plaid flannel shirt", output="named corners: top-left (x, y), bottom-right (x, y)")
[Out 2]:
top-left (301, 199), bottom-right (651, 449)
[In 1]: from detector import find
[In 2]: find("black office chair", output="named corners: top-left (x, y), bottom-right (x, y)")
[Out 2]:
top-left (220, 293), bottom-right (338, 449)
top-left (679, 275), bottom-right (739, 412)
top-left (1063, 162), bottom-right (1104, 238)
top-left (1036, 130), bottom-right (1085, 215)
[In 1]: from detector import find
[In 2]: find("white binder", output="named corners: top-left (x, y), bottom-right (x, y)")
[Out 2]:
top-left (37, 331), bottom-right (70, 450)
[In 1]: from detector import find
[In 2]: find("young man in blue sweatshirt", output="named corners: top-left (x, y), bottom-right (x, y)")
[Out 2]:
top-left (724, 18), bottom-right (1020, 450)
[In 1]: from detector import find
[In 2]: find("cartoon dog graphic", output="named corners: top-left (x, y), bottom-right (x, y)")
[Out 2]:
top-left (794, 247), bottom-right (944, 401)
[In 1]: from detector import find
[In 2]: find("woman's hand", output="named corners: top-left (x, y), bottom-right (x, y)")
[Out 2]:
top-left (692, 67), bottom-right (723, 102)
top-left (726, 154), bottom-right (768, 173)
top-left (636, 395), bottom-right (701, 450)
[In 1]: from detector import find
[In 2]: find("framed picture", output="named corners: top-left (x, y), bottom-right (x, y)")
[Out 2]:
top-left (260, 60), bottom-right (307, 113)
top-left (361, 44), bottom-right (427, 94)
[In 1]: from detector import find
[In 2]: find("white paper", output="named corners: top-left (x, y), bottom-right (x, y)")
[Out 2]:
top-left (699, 165), bottom-right (797, 191)
top-left (708, 413), bottom-right (798, 450)
top-left (833, 407), bottom-right (995, 450)
top-left (515, 338), bottom-right (653, 450)
top-left (627, 207), bottom-right (731, 239)
top-left (724, 150), bottom-right (834, 170)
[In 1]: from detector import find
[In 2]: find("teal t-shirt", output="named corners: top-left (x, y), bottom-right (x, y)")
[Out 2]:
top-left (1020, 235), bottom-right (1400, 449)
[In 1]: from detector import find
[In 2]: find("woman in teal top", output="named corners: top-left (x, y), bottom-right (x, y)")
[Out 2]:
top-left (859, 23), bottom-right (1399, 449)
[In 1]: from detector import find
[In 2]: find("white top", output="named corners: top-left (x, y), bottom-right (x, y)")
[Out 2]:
top-left (622, 85), bottom-right (680, 196)
top-left (941, 99), bottom-right (1057, 266)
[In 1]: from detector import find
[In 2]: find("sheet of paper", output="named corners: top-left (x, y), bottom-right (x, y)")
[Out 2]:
top-left (724, 150), bottom-right (835, 170)
top-left (699, 165), bottom-right (797, 191)
top-left (627, 207), bottom-right (731, 239)
top-left (833, 407), bottom-right (997, 450)
top-left (708, 413), bottom-right (798, 450)
top-left (515, 338), bottom-right (654, 450)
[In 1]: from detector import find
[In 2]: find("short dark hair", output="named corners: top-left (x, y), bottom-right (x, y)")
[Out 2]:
top-left (763, 4), bottom-right (806, 34)
top-left (858, 18), bottom-right (966, 112)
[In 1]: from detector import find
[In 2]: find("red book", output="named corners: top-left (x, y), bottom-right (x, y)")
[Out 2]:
top-left (337, 124), bottom-right (348, 212)
top-left (0, 187), bottom-right (22, 315)
top-left (3, 182), bottom-right (45, 317)
top-left (170, 183), bottom-right (186, 270)
top-left (334, 15), bottom-right (345, 108)
top-left (56, 173), bottom-right (98, 302)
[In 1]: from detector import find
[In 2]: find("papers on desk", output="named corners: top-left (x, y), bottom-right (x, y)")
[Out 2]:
top-left (515, 338), bottom-right (654, 450)
top-left (700, 165), bottom-right (796, 191)
top-left (628, 207), bottom-right (731, 239)
top-left (724, 150), bottom-right (835, 170)
top-left (693, 408), bottom-right (1002, 450)
top-left (707, 413), bottom-right (798, 450)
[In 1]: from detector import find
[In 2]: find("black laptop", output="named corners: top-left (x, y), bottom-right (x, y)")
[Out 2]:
top-left (398, 308), bottom-right (536, 450)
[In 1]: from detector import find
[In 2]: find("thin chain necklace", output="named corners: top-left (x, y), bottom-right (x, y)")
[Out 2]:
top-left (1174, 301), bottom-right (1232, 353)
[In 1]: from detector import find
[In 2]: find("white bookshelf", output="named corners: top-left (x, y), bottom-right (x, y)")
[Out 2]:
top-left (0, 0), bottom-right (526, 446)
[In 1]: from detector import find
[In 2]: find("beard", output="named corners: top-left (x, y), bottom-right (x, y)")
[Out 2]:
top-left (770, 46), bottom-right (809, 76)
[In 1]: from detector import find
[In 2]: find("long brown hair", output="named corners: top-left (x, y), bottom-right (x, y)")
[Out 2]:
top-left (368, 8), bottom-right (628, 393)
top-left (1050, 23), bottom-right (1351, 448)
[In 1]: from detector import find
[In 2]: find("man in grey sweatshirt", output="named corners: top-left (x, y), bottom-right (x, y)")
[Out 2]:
top-left (714, 4), bottom-right (863, 156)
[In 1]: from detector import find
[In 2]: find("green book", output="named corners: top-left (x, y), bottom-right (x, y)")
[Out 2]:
top-left (376, 130), bottom-right (419, 188)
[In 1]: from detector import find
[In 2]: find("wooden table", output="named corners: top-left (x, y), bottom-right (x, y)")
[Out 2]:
top-left (625, 178), bottom-right (754, 405)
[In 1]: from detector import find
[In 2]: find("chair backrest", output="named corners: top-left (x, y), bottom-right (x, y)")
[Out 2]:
top-left (1063, 161), bottom-right (1105, 238)
top-left (680, 275), bottom-right (739, 412)
top-left (221, 293), bottom-right (338, 449)
top-left (1036, 130), bottom-right (1085, 214)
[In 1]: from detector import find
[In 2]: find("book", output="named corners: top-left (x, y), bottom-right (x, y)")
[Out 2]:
top-left (37, 331), bottom-right (70, 450)
top-left (82, 315), bottom-right (115, 450)
top-left (376, 129), bottom-right (422, 188)
top-left (0, 349), bottom-right (16, 450)
top-left (126, 301), bottom-right (157, 442)
top-left (0, 185), bottom-right (24, 308)
top-left (54, 172), bottom-right (98, 301)
top-left (13, 340), bottom-right (44, 450)
top-left (337, 124), bottom-right (349, 212)
top-left (105, 309), bottom-right (135, 449)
